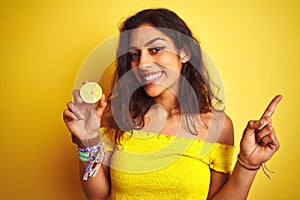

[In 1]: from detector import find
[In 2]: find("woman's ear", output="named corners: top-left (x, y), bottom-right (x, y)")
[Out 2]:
top-left (179, 47), bottom-right (191, 63)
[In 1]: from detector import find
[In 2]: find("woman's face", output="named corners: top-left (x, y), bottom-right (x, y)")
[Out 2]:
top-left (128, 24), bottom-right (184, 98)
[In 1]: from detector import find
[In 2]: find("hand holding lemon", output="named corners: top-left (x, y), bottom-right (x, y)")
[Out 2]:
top-left (63, 81), bottom-right (107, 142)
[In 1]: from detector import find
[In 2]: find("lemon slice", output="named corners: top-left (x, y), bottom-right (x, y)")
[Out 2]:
top-left (80, 82), bottom-right (102, 103)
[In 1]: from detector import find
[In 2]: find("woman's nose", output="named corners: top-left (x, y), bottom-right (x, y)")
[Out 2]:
top-left (139, 50), bottom-right (153, 69)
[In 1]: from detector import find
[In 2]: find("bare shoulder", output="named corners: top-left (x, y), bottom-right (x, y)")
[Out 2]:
top-left (214, 110), bottom-right (234, 146)
top-left (201, 111), bottom-right (234, 199)
top-left (198, 111), bottom-right (234, 146)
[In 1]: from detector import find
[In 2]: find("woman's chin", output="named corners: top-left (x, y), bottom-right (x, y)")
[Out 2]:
top-left (143, 84), bottom-right (165, 97)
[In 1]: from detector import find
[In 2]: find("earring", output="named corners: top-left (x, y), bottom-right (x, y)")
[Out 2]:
top-left (179, 47), bottom-right (191, 63)
top-left (180, 54), bottom-right (188, 63)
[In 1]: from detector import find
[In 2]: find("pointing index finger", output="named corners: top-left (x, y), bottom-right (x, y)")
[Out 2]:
top-left (261, 95), bottom-right (283, 118)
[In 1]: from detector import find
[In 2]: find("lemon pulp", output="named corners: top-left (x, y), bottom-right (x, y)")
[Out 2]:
top-left (80, 82), bottom-right (102, 103)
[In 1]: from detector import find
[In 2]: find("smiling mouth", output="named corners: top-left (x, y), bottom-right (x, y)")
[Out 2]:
top-left (143, 71), bottom-right (163, 82)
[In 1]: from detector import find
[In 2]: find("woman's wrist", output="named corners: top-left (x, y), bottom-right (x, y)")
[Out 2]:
top-left (72, 134), bottom-right (100, 148)
top-left (237, 154), bottom-right (261, 171)
top-left (236, 154), bottom-right (275, 179)
top-left (77, 142), bottom-right (106, 180)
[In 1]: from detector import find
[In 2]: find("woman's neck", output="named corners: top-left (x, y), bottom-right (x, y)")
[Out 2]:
top-left (154, 90), bottom-right (180, 116)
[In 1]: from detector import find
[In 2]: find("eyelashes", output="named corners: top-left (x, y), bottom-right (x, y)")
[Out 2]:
top-left (128, 51), bottom-right (141, 61)
top-left (149, 46), bottom-right (166, 54)
top-left (128, 46), bottom-right (166, 62)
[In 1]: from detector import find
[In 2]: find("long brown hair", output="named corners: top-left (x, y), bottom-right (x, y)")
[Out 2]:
top-left (105, 8), bottom-right (222, 144)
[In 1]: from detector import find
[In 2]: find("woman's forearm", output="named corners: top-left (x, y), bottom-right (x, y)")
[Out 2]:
top-left (211, 161), bottom-right (258, 200)
top-left (211, 96), bottom-right (282, 200)
top-left (79, 162), bottom-right (110, 200)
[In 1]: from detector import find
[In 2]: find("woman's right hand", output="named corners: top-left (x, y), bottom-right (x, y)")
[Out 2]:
top-left (63, 82), bottom-right (107, 141)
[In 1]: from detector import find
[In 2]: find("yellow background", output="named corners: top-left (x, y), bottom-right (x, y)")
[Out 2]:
top-left (1, 0), bottom-right (299, 199)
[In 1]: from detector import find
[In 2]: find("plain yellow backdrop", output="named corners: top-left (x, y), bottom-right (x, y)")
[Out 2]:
top-left (0, 0), bottom-right (299, 199)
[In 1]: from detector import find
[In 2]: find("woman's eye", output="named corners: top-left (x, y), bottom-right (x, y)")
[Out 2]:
top-left (128, 52), bottom-right (140, 61)
top-left (150, 46), bottom-right (165, 54)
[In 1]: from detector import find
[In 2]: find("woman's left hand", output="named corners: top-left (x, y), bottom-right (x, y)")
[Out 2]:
top-left (239, 95), bottom-right (283, 168)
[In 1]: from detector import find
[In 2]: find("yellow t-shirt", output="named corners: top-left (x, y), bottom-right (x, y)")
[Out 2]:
top-left (100, 128), bottom-right (235, 200)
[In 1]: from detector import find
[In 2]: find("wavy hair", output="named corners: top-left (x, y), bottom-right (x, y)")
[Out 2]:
top-left (105, 8), bottom-right (222, 144)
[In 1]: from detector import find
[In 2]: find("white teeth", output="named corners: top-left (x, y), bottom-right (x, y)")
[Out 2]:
top-left (144, 72), bottom-right (162, 81)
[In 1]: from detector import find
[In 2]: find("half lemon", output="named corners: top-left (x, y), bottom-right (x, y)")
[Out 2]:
top-left (80, 82), bottom-right (102, 104)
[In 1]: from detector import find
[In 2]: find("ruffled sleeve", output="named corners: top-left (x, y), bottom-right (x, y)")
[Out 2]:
top-left (200, 142), bottom-right (235, 174)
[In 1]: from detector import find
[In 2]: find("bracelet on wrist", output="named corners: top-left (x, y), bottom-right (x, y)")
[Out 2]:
top-left (237, 154), bottom-right (275, 179)
top-left (237, 154), bottom-right (261, 171)
top-left (77, 142), bottom-right (106, 180)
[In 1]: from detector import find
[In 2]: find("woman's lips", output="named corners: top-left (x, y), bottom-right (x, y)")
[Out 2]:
top-left (142, 71), bottom-right (163, 84)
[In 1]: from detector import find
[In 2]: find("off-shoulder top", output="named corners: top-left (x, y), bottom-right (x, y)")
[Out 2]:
top-left (100, 128), bottom-right (235, 200)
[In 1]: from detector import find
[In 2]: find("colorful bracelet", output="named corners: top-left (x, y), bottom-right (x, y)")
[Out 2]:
top-left (77, 142), bottom-right (106, 180)
top-left (78, 151), bottom-right (90, 162)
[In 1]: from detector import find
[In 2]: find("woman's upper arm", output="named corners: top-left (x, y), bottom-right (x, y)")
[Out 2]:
top-left (207, 170), bottom-right (230, 200)
top-left (207, 113), bottom-right (234, 199)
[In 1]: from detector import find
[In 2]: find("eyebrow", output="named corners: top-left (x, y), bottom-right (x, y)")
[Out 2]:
top-left (129, 37), bottom-right (167, 50)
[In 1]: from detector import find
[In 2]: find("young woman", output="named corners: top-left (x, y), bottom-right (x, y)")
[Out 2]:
top-left (63, 8), bottom-right (282, 200)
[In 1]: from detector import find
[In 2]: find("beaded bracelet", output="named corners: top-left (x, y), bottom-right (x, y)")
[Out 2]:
top-left (78, 151), bottom-right (90, 162)
top-left (77, 142), bottom-right (106, 180)
top-left (237, 154), bottom-right (275, 179)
